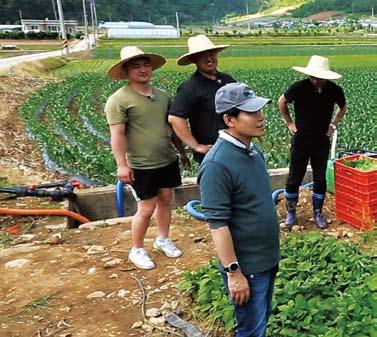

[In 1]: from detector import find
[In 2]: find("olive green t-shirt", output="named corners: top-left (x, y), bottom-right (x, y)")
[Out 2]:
top-left (105, 85), bottom-right (177, 169)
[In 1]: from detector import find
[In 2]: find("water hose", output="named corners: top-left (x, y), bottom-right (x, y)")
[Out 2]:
top-left (185, 200), bottom-right (206, 221)
top-left (116, 180), bottom-right (140, 217)
top-left (116, 181), bottom-right (125, 217)
top-left (330, 129), bottom-right (338, 161)
top-left (187, 182), bottom-right (315, 221)
top-left (0, 208), bottom-right (90, 224)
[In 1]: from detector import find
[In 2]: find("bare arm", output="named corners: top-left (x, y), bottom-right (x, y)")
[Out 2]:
top-left (168, 115), bottom-right (212, 154)
top-left (327, 104), bottom-right (347, 137)
top-left (171, 131), bottom-right (191, 170)
top-left (109, 124), bottom-right (134, 183)
top-left (332, 104), bottom-right (347, 126)
top-left (278, 94), bottom-right (297, 135)
top-left (210, 226), bottom-right (250, 305)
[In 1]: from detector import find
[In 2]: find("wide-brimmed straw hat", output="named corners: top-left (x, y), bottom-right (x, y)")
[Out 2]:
top-left (107, 46), bottom-right (166, 80)
top-left (177, 34), bottom-right (230, 66)
top-left (292, 55), bottom-right (341, 80)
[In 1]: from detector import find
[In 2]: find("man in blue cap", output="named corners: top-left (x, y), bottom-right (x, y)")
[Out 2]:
top-left (198, 82), bottom-right (280, 337)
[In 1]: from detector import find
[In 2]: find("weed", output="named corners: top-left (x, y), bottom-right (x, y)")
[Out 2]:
top-left (24, 294), bottom-right (57, 314)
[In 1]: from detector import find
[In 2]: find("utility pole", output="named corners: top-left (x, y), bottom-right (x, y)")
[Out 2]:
top-left (93, 0), bottom-right (98, 39)
top-left (176, 12), bottom-right (180, 38)
top-left (82, 0), bottom-right (90, 50)
top-left (51, 0), bottom-right (58, 20)
top-left (246, 0), bottom-right (251, 31)
top-left (56, 0), bottom-right (68, 55)
top-left (89, 0), bottom-right (96, 47)
top-left (18, 10), bottom-right (23, 23)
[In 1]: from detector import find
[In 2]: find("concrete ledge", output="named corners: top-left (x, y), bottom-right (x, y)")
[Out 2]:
top-left (66, 167), bottom-right (312, 228)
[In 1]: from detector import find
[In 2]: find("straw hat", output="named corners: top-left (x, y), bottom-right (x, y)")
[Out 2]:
top-left (177, 35), bottom-right (230, 66)
top-left (292, 55), bottom-right (341, 80)
top-left (107, 46), bottom-right (166, 80)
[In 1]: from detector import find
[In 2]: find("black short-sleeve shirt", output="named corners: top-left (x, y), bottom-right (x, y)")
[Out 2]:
top-left (169, 70), bottom-right (236, 161)
top-left (284, 78), bottom-right (346, 139)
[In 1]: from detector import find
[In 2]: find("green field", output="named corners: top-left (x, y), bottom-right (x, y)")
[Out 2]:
top-left (22, 36), bottom-right (377, 183)
top-left (54, 54), bottom-right (377, 76)
top-left (94, 44), bottom-right (377, 59)
top-left (52, 36), bottom-right (377, 76)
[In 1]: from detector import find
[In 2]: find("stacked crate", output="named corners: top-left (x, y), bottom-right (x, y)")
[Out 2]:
top-left (334, 154), bottom-right (377, 230)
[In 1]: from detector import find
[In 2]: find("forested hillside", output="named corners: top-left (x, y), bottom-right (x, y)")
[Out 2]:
top-left (291, 0), bottom-right (376, 17)
top-left (0, 0), bottom-right (375, 25)
top-left (1, 0), bottom-right (256, 25)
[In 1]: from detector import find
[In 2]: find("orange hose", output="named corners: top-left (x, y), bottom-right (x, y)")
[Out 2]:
top-left (0, 208), bottom-right (90, 224)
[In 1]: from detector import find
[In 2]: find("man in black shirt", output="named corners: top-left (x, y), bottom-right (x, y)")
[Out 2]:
top-left (278, 55), bottom-right (347, 229)
top-left (168, 35), bottom-right (236, 163)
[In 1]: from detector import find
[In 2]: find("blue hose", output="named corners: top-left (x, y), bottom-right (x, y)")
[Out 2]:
top-left (271, 181), bottom-right (313, 204)
top-left (186, 181), bottom-right (314, 221)
top-left (116, 180), bottom-right (125, 217)
top-left (185, 200), bottom-right (206, 221)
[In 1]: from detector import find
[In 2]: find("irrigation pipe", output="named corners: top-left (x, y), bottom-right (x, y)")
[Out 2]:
top-left (116, 181), bottom-right (140, 217)
top-left (187, 182), bottom-right (315, 221)
top-left (0, 208), bottom-right (90, 224)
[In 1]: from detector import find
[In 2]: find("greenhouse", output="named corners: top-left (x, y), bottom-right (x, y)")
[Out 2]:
top-left (100, 21), bottom-right (179, 39)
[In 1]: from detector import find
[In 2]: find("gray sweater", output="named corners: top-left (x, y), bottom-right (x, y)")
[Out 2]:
top-left (198, 137), bottom-right (280, 275)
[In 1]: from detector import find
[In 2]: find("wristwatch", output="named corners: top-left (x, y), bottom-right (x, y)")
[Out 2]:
top-left (224, 261), bottom-right (240, 273)
top-left (329, 123), bottom-right (337, 130)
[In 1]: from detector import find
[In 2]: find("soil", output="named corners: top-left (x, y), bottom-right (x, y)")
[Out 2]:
top-left (305, 11), bottom-right (345, 21)
top-left (0, 70), bottom-right (365, 337)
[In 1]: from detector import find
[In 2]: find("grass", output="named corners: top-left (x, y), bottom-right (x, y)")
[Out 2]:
top-left (24, 293), bottom-right (57, 314)
top-left (0, 232), bottom-right (13, 248)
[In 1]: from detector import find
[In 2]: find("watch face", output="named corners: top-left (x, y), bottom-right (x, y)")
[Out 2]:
top-left (229, 262), bottom-right (239, 272)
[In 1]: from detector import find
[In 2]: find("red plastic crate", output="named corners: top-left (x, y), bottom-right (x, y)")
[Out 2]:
top-left (335, 175), bottom-right (377, 194)
top-left (335, 208), bottom-right (376, 231)
top-left (335, 154), bottom-right (377, 185)
top-left (335, 181), bottom-right (377, 202)
top-left (335, 193), bottom-right (377, 214)
top-left (335, 194), bottom-right (377, 230)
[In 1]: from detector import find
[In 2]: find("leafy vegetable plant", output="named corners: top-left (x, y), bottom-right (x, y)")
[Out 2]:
top-left (178, 233), bottom-right (377, 336)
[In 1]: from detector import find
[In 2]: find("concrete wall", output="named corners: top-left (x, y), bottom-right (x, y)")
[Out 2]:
top-left (66, 167), bottom-right (312, 228)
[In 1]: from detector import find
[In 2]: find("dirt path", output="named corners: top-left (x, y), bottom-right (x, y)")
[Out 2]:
top-left (1, 211), bottom-right (215, 337)
top-left (0, 76), bottom-right (62, 185)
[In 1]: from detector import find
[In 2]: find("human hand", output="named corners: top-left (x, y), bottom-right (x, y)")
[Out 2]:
top-left (228, 272), bottom-right (250, 306)
top-left (180, 154), bottom-right (191, 170)
top-left (117, 165), bottom-right (134, 184)
top-left (195, 144), bottom-right (212, 154)
top-left (326, 126), bottom-right (335, 137)
top-left (287, 122), bottom-right (297, 135)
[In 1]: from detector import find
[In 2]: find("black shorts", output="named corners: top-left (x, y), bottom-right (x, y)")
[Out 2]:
top-left (131, 157), bottom-right (181, 200)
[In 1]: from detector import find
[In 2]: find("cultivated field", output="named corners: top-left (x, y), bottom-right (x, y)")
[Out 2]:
top-left (23, 37), bottom-right (377, 184)
top-left (2, 35), bottom-right (376, 337)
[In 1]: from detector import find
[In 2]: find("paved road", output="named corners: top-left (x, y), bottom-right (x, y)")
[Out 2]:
top-left (0, 36), bottom-right (95, 72)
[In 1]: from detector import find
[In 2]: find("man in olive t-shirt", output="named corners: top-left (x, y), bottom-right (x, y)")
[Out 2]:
top-left (105, 46), bottom-right (189, 270)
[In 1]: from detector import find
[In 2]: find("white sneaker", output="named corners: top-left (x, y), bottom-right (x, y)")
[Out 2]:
top-left (153, 237), bottom-right (182, 258)
top-left (129, 247), bottom-right (155, 269)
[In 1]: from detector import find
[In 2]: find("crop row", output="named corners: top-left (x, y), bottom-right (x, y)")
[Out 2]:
top-left (94, 44), bottom-right (377, 59)
top-left (21, 68), bottom-right (376, 185)
top-left (53, 54), bottom-right (377, 77)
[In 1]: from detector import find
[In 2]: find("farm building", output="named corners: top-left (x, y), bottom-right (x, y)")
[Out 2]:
top-left (21, 19), bottom-right (78, 34)
top-left (100, 21), bottom-right (179, 39)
